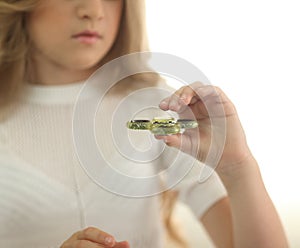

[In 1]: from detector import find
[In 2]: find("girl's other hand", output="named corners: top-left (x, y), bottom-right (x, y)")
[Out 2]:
top-left (157, 82), bottom-right (253, 175)
top-left (60, 227), bottom-right (130, 248)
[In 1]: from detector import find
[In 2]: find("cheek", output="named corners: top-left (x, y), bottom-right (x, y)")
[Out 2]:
top-left (27, 6), bottom-right (71, 44)
top-left (27, 18), bottom-right (46, 45)
top-left (109, 19), bottom-right (121, 40)
top-left (28, 17), bottom-right (69, 52)
top-left (107, 3), bottom-right (123, 37)
top-left (28, 26), bottom-right (54, 54)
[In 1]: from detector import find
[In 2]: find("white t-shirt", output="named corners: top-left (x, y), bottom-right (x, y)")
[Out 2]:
top-left (0, 81), bottom-right (226, 248)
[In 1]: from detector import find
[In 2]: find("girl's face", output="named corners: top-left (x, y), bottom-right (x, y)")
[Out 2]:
top-left (27, 0), bottom-right (123, 83)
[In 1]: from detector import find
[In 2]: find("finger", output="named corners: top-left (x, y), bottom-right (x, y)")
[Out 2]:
top-left (192, 85), bottom-right (217, 100)
top-left (161, 134), bottom-right (182, 149)
top-left (178, 85), bottom-right (196, 105)
top-left (77, 227), bottom-right (116, 247)
top-left (155, 133), bottom-right (185, 151)
top-left (168, 86), bottom-right (189, 112)
top-left (160, 86), bottom-right (192, 112)
top-left (159, 83), bottom-right (206, 112)
top-left (181, 81), bottom-right (207, 104)
top-left (194, 86), bottom-right (237, 117)
top-left (113, 241), bottom-right (130, 248)
top-left (159, 96), bottom-right (171, 110)
top-left (72, 239), bottom-right (106, 248)
top-left (156, 130), bottom-right (199, 155)
top-left (159, 84), bottom-right (234, 118)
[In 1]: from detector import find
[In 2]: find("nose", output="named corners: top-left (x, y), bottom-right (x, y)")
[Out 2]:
top-left (77, 0), bottom-right (104, 21)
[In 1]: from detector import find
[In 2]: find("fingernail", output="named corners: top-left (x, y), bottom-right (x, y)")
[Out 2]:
top-left (104, 236), bottom-right (115, 246)
top-left (160, 101), bottom-right (168, 107)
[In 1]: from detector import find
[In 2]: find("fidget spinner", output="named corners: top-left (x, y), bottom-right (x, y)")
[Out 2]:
top-left (127, 117), bottom-right (198, 136)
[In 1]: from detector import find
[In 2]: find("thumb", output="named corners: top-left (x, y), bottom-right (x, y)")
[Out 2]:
top-left (155, 133), bottom-right (198, 158)
top-left (154, 133), bottom-right (182, 149)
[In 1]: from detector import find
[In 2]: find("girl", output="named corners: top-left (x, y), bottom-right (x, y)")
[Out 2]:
top-left (0, 0), bottom-right (288, 248)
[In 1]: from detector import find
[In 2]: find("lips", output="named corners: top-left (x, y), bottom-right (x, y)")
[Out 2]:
top-left (72, 30), bottom-right (102, 44)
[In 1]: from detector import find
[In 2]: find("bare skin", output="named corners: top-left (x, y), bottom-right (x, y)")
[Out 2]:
top-left (157, 83), bottom-right (288, 247)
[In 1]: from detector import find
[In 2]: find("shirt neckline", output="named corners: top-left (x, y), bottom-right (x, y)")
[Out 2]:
top-left (21, 81), bottom-right (87, 105)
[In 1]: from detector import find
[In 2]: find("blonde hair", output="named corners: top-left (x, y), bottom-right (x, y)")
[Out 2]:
top-left (0, 0), bottom-right (37, 107)
top-left (0, 0), bottom-right (188, 246)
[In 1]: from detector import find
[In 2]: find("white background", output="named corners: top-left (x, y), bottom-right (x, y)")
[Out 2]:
top-left (146, 0), bottom-right (300, 247)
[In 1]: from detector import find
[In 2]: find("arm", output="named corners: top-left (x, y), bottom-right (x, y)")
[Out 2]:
top-left (201, 197), bottom-right (233, 248)
top-left (158, 83), bottom-right (288, 247)
top-left (202, 156), bottom-right (288, 248)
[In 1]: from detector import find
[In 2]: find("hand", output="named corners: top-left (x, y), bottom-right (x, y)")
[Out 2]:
top-left (60, 227), bottom-right (130, 248)
top-left (157, 82), bottom-right (253, 175)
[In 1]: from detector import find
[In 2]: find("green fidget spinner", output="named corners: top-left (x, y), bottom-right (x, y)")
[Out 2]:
top-left (127, 117), bottom-right (198, 136)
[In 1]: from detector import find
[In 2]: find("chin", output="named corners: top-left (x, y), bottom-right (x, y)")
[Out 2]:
top-left (67, 51), bottom-right (104, 65)
top-left (69, 59), bottom-right (102, 71)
